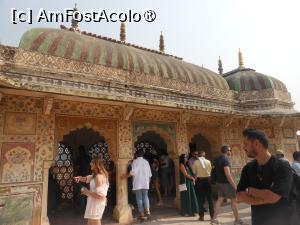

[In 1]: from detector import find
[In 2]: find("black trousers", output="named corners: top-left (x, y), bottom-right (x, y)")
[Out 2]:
top-left (195, 177), bottom-right (214, 218)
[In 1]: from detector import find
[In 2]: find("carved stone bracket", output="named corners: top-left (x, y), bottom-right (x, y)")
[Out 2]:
top-left (180, 110), bottom-right (191, 124)
top-left (223, 116), bottom-right (234, 127)
top-left (123, 104), bottom-right (134, 121)
top-left (43, 97), bottom-right (54, 115)
top-left (279, 116), bottom-right (286, 127)
top-left (244, 118), bottom-right (251, 128)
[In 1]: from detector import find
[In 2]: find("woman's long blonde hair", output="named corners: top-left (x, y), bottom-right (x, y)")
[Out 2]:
top-left (91, 157), bottom-right (109, 179)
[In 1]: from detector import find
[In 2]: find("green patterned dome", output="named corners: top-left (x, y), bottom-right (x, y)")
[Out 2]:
top-left (223, 68), bottom-right (287, 92)
top-left (19, 28), bottom-right (229, 90)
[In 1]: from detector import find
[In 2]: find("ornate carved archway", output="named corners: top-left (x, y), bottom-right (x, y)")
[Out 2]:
top-left (54, 115), bottom-right (117, 161)
top-left (188, 126), bottom-right (221, 159)
top-left (133, 124), bottom-right (176, 159)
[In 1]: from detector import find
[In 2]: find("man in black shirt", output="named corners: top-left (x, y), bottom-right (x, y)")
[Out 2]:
top-left (237, 128), bottom-right (299, 225)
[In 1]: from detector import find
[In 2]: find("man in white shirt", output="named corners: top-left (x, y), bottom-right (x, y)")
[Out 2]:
top-left (128, 149), bottom-right (152, 220)
top-left (291, 151), bottom-right (300, 176)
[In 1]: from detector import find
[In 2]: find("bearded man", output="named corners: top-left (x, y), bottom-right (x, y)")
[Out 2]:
top-left (237, 128), bottom-right (299, 225)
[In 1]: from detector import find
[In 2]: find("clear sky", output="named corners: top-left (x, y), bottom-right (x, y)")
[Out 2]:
top-left (1, 0), bottom-right (299, 111)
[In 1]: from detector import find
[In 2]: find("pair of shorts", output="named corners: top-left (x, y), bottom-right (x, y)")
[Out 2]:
top-left (216, 183), bottom-right (236, 199)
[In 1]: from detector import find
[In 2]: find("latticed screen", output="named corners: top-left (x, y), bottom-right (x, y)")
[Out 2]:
top-left (135, 141), bottom-right (157, 155)
top-left (52, 141), bottom-right (113, 202)
top-left (89, 141), bottom-right (110, 163)
top-left (53, 143), bottom-right (74, 200)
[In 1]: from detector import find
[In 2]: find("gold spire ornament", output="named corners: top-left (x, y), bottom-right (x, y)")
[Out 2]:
top-left (159, 31), bottom-right (165, 53)
top-left (218, 56), bottom-right (223, 75)
top-left (71, 3), bottom-right (80, 32)
top-left (120, 22), bottom-right (126, 42)
top-left (239, 48), bottom-right (244, 68)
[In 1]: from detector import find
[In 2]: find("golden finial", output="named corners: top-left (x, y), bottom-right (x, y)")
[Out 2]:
top-left (71, 3), bottom-right (80, 32)
top-left (159, 31), bottom-right (165, 53)
top-left (218, 56), bottom-right (223, 75)
top-left (120, 22), bottom-right (126, 42)
top-left (239, 48), bottom-right (244, 68)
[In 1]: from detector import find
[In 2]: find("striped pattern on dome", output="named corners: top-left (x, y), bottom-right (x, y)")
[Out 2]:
top-left (224, 68), bottom-right (287, 92)
top-left (19, 28), bottom-right (229, 90)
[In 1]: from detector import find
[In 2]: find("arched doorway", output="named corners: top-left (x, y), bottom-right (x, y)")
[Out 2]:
top-left (190, 133), bottom-right (212, 160)
top-left (129, 131), bottom-right (176, 212)
top-left (48, 127), bottom-right (116, 224)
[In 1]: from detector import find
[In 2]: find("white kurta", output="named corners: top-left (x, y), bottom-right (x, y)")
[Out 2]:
top-left (130, 157), bottom-right (152, 190)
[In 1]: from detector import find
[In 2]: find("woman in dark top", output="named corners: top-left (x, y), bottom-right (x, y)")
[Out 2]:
top-left (179, 154), bottom-right (199, 216)
top-left (152, 158), bottom-right (163, 205)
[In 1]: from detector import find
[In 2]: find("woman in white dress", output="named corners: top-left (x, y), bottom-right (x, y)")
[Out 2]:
top-left (74, 157), bottom-right (109, 225)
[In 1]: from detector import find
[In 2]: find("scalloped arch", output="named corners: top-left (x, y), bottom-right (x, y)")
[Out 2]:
top-left (133, 126), bottom-right (176, 159)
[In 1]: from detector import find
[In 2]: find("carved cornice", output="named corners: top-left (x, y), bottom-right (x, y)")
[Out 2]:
top-left (0, 46), bottom-right (233, 102)
top-left (0, 45), bottom-right (297, 116)
top-left (0, 73), bottom-right (236, 114)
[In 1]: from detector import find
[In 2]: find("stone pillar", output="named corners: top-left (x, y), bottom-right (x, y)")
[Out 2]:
top-left (41, 160), bottom-right (53, 225)
top-left (113, 119), bottom-right (133, 223)
top-left (113, 159), bottom-right (133, 223)
top-left (175, 120), bottom-right (190, 209)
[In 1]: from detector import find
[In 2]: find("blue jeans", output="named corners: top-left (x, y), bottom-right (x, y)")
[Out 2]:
top-left (134, 189), bottom-right (150, 214)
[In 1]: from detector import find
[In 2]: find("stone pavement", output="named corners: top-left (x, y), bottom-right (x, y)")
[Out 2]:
top-left (129, 204), bottom-right (251, 225)
top-left (49, 203), bottom-right (251, 225)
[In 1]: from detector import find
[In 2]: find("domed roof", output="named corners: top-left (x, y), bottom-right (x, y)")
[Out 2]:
top-left (19, 28), bottom-right (229, 90)
top-left (223, 67), bottom-right (287, 92)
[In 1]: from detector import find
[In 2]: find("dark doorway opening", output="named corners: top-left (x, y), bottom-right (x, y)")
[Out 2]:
top-left (190, 134), bottom-right (212, 160)
top-left (48, 127), bottom-right (116, 225)
top-left (128, 131), bottom-right (176, 217)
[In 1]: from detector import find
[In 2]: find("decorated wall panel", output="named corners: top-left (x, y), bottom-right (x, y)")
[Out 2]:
top-left (176, 123), bottom-right (189, 155)
top-left (0, 95), bottom-right (43, 113)
top-left (53, 99), bottom-right (123, 119)
top-left (4, 112), bottom-right (37, 135)
top-left (118, 121), bottom-right (133, 159)
top-left (221, 125), bottom-right (244, 182)
top-left (132, 108), bottom-right (180, 122)
top-left (223, 128), bottom-right (240, 140)
top-left (189, 114), bottom-right (222, 127)
top-left (282, 128), bottom-right (295, 139)
top-left (0, 184), bottom-right (42, 225)
top-left (230, 143), bottom-right (247, 167)
top-left (284, 144), bottom-right (297, 161)
top-left (0, 193), bottom-right (34, 225)
top-left (0, 143), bottom-right (35, 183)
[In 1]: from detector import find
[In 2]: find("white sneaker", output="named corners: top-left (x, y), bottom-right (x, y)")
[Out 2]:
top-left (210, 219), bottom-right (221, 224)
top-left (234, 220), bottom-right (248, 225)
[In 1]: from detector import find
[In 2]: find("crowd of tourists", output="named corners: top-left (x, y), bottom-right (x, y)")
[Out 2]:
top-left (178, 128), bottom-right (300, 225)
top-left (70, 128), bottom-right (300, 225)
